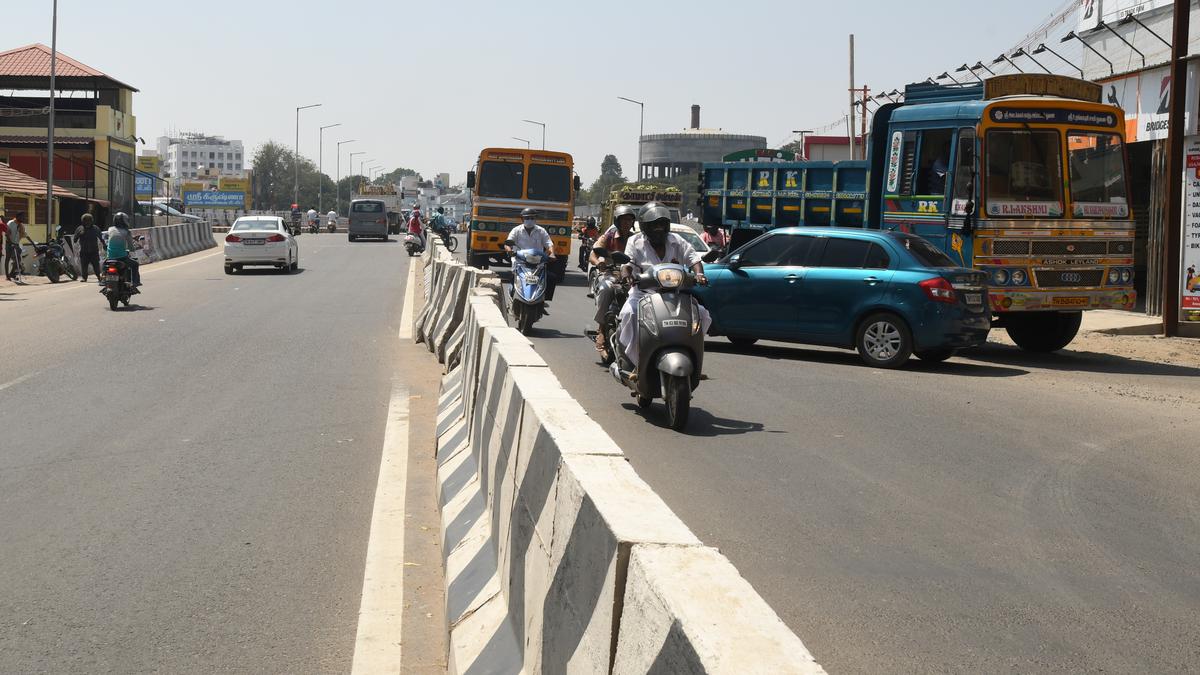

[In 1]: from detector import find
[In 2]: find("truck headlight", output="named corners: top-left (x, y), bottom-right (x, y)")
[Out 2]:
top-left (992, 269), bottom-right (1009, 286)
top-left (1108, 269), bottom-right (1120, 284)
top-left (1010, 269), bottom-right (1026, 286)
top-left (1120, 269), bottom-right (1132, 283)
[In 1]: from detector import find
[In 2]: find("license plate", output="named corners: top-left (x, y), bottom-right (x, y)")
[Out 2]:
top-left (964, 293), bottom-right (982, 305)
top-left (243, 239), bottom-right (265, 245)
top-left (1052, 296), bottom-right (1089, 307)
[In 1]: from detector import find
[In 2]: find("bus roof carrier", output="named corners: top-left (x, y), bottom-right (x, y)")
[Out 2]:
top-left (903, 81), bottom-right (985, 104)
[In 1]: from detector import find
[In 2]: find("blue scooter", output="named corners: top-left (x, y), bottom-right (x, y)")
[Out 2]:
top-left (510, 248), bottom-right (547, 335)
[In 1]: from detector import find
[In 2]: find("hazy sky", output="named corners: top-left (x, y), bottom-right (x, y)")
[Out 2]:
top-left (5, 0), bottom-right (1072, 184)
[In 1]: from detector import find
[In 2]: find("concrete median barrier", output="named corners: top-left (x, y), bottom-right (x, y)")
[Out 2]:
top-left (422, 236), bottom-right (822, 673)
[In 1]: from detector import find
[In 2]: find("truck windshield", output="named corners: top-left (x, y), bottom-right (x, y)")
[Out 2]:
top-left (1068, 131), bottom-right (1129, 218)
top-left (478, 161), bottom-right (524, 199)
top-left (986, 129), bottom-right (1063, 217)
top-left (526, 164), bottom-right (571, 202)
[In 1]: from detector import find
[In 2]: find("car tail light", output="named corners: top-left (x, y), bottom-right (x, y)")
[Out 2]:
top-left (107, 266), bottom-right (118, 274)
top-left (376, 218), bottom-right (386, 224)
top-left (225, 234), bottom-right (241, 242)
top-left (266, 234), bottom-right (286, 242)
top-left (919, 277), bottom-right (957, 303)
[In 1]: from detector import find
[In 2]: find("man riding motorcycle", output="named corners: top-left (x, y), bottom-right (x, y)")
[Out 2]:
top-left (616, 204), bottom-right (710, 374)
top-left (504, 207), bottom-right (558, 311)
top-left (429, 206), bottom-right (452, 247)
top-left (106, 212), bottom-right (141, 289)
top-left (589, 205), bottom-right (637, 358)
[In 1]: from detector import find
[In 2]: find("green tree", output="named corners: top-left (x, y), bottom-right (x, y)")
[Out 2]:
top-left (376, 167), bottom-right (421, 186)
top-left (580, 154), bottom-right (626, 205)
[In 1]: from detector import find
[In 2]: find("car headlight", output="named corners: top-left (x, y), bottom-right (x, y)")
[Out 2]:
top-left (1010, 269), bottom-right (1026, 286)
top-left (656, 268), bottom-right (684, 288)
top-left (1120, 269), bottom-right (1132, 283)
top-left (992, 269), bottom-right (1009, 286)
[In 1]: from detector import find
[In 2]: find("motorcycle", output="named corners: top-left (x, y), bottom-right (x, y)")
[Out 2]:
top-left (28, 237), bottom-right (77, 283)
top-left (327, 218), bottom-right (337, 233)
top-left (404, 232), bottom-right (424, 257)
top-left (509, 248), bottom-right (547, 335)
top-left (308, 219), bottom-right (319, 234)
top-left (101, 258), bottom-right (138, 310)
top-left (607, 253), bottom-right (705, 430)
top-left (431, 225), bottom-right (458, 252)
top-left (578, 232), bottom-right (595, 272)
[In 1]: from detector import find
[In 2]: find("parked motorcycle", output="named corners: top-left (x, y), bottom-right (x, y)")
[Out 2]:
top-left (28, 237), bottom-right (77, 283)
top-left (509, 248), bottom-right (548, 335)
top-left (607, 253), bottom-right (705, 430)
top-left (404, 233), bottom-right (424, 257)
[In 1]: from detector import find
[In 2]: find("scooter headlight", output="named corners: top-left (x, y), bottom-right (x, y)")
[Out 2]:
top-left (656, 268), bottom-right (684, 288)
top-left (524, 253), bottom-right (542, 265)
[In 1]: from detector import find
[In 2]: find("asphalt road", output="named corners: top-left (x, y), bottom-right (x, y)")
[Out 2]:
top-left (501, 243), bottom-right (1200, 673)
top-left (0, 235), bottom-right (431, 673)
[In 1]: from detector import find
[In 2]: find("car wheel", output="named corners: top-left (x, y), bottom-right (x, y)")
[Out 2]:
top-left (915, 348), bottom-right (955, 363)
top-left (224, 265), bottom-right (234, 275)
top-left (729, 336), bottom-right (758, 349)
top-left (349, 235), bottom-right (356, 242)
top-left (856, 312), bottom-right (912, 368)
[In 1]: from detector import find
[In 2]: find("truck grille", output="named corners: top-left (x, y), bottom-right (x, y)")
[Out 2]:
top-left (992, 239), bottom-right (1030, 255)
top-left (476, 206), bottom-right (569, 222)
top-left (1107, 240), bottom-right (1133, 255)
top-left (1034, 269), bottom-right (1105, 288)
top-left (1031, 240), bottom-right (1107, 256)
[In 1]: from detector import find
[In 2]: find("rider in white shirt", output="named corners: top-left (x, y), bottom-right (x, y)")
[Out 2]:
top-left (306, 208), bottom-right (318, 228)
top-left (504, 207), bottom-right (558, 306)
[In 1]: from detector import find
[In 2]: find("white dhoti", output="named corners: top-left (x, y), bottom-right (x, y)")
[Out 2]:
top-left (618, 293), bottom-right (711, 366)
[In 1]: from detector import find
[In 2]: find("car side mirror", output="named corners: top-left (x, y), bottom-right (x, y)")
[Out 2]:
top-left (466, 171), bottom-right (476, 189)
top-left (727, 252), bottom-right (742, 268)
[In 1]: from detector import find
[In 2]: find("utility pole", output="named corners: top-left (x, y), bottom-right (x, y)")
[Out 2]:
top-left (318, 123), bottom-right (340, 213)
top-left (848, 34), bottom-right (856, 160)
top-left (1163, 0), bottom-right (1190, 335)
top-left (46, 0), bottom-right (58, 235)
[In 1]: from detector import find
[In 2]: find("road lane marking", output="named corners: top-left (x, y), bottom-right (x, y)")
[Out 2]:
top-left (0, 370), bottom-right (41, 393)
top-left (351, 381), bottom-right (410, 674)
top-left (397, 259), bottom-right (419, 341)
top-left (31, 247), bottom-right (225, 297)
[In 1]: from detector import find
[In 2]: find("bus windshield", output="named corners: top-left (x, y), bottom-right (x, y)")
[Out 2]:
top-left (527, 164), bottom-right (571, 202)
top-left (478, 161), bottom-right (524, 199)
top-left (1068, 131), bottom-right (1129, 218)
top-left (986, 129), bottom-right (1064, 217)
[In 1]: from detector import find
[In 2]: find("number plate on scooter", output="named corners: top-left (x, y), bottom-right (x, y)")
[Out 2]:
top-left (661, 319), bottom-right (688, 328)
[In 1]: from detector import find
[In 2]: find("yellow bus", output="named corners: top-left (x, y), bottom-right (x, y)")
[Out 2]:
top-left (466, 148), bottom-right (580, 273)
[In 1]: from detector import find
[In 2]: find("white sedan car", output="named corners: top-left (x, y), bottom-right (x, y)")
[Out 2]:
top-left (224, 216), bottom-right (299, 274)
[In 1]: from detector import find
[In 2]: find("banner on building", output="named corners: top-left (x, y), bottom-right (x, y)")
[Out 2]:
top-left (1096, 62), bottom-right (1200, 142)
top-left (1183, 136), bottom-right (1200, 321)
top-left (134, 174), bottom-right (155, 197)
top-left (183, 190), bottom-right (245, 208)
top-left (136, 156), bottom-right (160, 174)
top-left (1078, 0), bottom-right (1173, 34)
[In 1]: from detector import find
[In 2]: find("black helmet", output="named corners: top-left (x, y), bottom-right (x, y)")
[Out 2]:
top-left (436, 206), bottom-right (445, 214)
top-left (521, 207), bottom-right (537, 219)
top-left (613, 205), bottom-right (637, 224)
top-left (586, 216), bottom-right (596, 226)
top-left (81, 213), bottom-right (94, 225)
top-left (113, 212), bottom-right (130, 228)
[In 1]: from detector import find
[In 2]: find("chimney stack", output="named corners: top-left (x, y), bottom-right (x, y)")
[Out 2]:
top-left (690, 104), bottom-right (701, 129)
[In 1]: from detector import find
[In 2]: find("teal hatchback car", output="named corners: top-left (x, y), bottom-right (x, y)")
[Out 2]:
top-left (695, 228), bottom-right (990, 368)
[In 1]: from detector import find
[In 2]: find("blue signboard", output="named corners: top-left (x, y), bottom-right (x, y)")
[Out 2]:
top-left (183, 190), bottom-right (245, 208)
top-left (135, 174), bottom-right (155, 196)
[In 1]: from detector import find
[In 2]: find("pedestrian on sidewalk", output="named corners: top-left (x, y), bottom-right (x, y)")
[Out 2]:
top-left (5, 211), bottom-right (27, 281)
top-left (75, 213), bottom-right (105, 282)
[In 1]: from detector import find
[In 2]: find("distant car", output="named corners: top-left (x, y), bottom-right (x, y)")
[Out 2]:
top-left (223, 216), bottom-right (298, 274)
top-left (695, 228), bottom-right (990, 368)
top-left (348, 199), bottom-right (389, 241)
top-left (629, 222), bottom-right (710, 254)
top-left (139, 200), bottom-right (204, 225)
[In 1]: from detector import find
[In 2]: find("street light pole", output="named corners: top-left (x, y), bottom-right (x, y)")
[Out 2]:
top-left (294, 103), bottom-right (320, 208)
top-left (522, 119), bottom-right (546, 149)
top-left (359, 158), bottom-right (372, 193)
top-left (318, 123), bottom-right (340, 213)
top-left (617, 96), bottom-right (644, 180)
top-left (46, 0), bottom-right (58, 236)
top-left (511, 136), bottom-right (530, 149)
top-left (336, 139), bottom-right (355, 216)
top-left (349, 151), bottom-right (364, 201)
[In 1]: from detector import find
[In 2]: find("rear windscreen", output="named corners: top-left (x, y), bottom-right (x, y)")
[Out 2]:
top-left (352, 201), bottom-right (384, 213)
top-left (232, 220), bottom-right (279, 231)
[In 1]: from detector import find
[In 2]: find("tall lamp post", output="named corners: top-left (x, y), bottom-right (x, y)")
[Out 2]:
top-left (359, 158), bottom-right (373, 193)
top-left (349, 151), bottom-right (365, 199)
top-left (294, 103), bottom-right (320, 207)
top-left (522, 119), bottom-right (546, 149)
top-left (618, 96), bottom-right (644, 180)
top-left (335, 139), bottom-right (356, 215)
top-left (317, 123), bottom-right (340, 213)
top-left (511, 136), bottom-right (530, 149)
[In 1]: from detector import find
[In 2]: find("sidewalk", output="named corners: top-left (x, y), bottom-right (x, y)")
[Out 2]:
top-left (1080, 309), bottom-right (1164, 336)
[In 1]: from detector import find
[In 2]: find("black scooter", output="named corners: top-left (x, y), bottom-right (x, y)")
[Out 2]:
top-left (607, 252), bottom-right (706, 430)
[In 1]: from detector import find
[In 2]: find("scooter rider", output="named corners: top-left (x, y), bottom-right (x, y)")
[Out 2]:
top-left (504, 207), bottom-right (557, 308)
top-left (589, 204), bottom-right (637, 356)
top-left (617, 203), bottom-right (710, 372)
top-left (407, 205), bottom-right (425, 250)
top-left (326, 209), bottom-right (338, 227)
top-left (430, 206), bottom-right (452, 247)
top-left (106, 212), bottom-right (141, 288)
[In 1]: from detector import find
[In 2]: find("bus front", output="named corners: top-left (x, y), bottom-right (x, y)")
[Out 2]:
top-left (973, 97), bottom-right (1135, 349)
top-left (468, 148), bottom-right (576, 274)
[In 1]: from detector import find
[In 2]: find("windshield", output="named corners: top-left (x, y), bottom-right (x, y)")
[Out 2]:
top-left (674, 228), bottom-right (708, 252)
top-left (527, 164), bottom-right (571, 202)
top-left (233, 219), bottom-right (279, 231)
top-left (478, 161), bottom-right (524, 199)
top-left (986, 129), bottom-right (1063, 218)
top-left (1068, 132), bottom-right (1129, 218)
top-left (351, 201), bottom-right (383, 213)
top-left (897, 234), bottom-right (956, 267)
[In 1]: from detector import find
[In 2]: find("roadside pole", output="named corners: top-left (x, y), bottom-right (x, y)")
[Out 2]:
top-left (1163, 0), bottom-right (1190, 336)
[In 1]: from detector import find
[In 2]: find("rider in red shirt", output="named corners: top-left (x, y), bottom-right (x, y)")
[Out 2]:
top-left (407, 205), bottom-right (425, 249)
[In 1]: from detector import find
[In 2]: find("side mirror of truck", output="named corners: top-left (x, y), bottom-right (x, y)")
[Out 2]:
top-left (466, 171), bottom-right (476, 189)
top-left (574, 175), bottom-right (583, 192)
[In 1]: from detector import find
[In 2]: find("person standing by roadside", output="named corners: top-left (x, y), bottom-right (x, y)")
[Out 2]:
top-left (75, 213), bottom-right (105, 283)
top-left (5, 211), bottom-right (27, 281)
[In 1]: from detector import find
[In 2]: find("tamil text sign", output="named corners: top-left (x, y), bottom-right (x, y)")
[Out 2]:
top-left (183, 190), bottom-right (245, 208)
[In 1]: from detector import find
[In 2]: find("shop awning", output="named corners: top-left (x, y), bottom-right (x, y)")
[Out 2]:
top-left (0, 161), bottom-right (82, 199)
